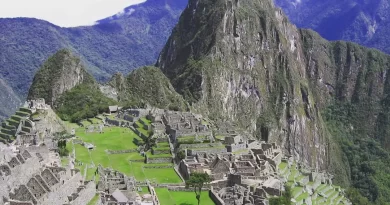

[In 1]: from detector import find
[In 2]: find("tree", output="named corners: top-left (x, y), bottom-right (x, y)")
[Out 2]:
top-left (144, 137), bottom-right (157, 152)
top-left (269, 186), bottom-right (292, 205)
top-left (186, 172), bottom-right (211, 205)
top-left (57, 140), bottom-right (69, 157)
top-left (177, 150), bottom-right (186, 160)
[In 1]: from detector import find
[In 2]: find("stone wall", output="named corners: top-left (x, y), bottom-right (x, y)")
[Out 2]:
top-left (226, 143), bottom-right (246, 152)
top-left (0, 150), bottom-right (43, 205)
top-left (70, 181), bottom-right (96, 205)
top-left (167, 187), bottom-right (209, 192)
top-left (179, 143), bottom-right (223, 149)
top-left (105, 118), bottom-right (131, 127)
top-left (188, 148), bottom-right (227, 156)
top-left (143, 165), bottom-right (173, 169)
top-left (41, 171), bottom-right (82, 205)
top-left (130, 127), bottom-right (148, 140)
top-left (107, 149), bottom-right (137, 154)
top-left (209, 189), bottom-right (225, 205)
top-left (9, 185), bottom-right (37, 205)
top-left (9, 200), bottom-right (34, 205)
top-left (148, 185), bottom-right (160, 205)
top-left (146, 157), bottom-right (172, 164)
top-left (151, 148), bottom-right (171, 155)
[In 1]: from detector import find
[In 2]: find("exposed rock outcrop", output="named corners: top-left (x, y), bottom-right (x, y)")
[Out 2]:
top-left (27, 49), bottom-right (96, 107)
top-left (156, 0), bottom-right (390, 180)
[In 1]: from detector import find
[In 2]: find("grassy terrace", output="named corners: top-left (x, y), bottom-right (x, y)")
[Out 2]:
top-left (87, 194), bottom-right (100, 205)
top-left (280, 161), bottom-right (349, 204)
top-left (135, 121), bottom-right (150, 137)
top-left (140, 117), bottom-right (152, 125)
top-left (89, 118), bottom-right (102, 124)
top-left (69, 125), bottom-right (181, 183)
top-left (155, 188), bottom-right (215, 205)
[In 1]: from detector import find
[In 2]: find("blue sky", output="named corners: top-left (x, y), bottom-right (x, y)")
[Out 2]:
top-left (0, 0), bottom-right (146, 27)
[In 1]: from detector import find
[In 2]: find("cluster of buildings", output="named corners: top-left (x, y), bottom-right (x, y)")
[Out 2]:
top-left (179, 142), bottom-right (283, 205)
top-left (0, 144), bottom-right (96, 205)
top-left (97, 165), bottom-right (154, 205)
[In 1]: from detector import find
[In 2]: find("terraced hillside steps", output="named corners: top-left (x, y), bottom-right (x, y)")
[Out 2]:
top-left (0, 107), bottom-right (33, 142)
top-left (278, 160), bottom-right (351, 205)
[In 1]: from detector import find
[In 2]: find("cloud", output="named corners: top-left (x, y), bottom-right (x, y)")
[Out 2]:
top-left (0, 0), bottom-right (146, 27)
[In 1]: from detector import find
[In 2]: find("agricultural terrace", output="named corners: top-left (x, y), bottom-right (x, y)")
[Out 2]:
top-left (155, 188), bottom-right (215, 205)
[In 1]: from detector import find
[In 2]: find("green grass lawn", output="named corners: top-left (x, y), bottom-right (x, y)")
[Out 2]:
top-left (143, 168), bottom-right (182, 183)
top-left (89, 118), bottom-right (103, 124)
top-left (64, 121), bottom-right (79, 129)
top-left (135, 121), bottom-right (150, 137)
top-left (81, 120), bottom-right (92, 127)
top-left (70, 127), bottom-right (182, 183)
top-left (155, 188), bottom-right (215, 205)
top-left (140, 117), bottom-right (152, 125)
top-left (61, 157), bottom-right (69, 167)
top-left (138, 186), bottom-right (150, 196)
top-left (77, 127), bottom-right (139, 150)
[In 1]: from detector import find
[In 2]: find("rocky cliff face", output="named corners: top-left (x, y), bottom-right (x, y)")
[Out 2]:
top-left (158, 0), bottom-right (330, 170)
top-left (157, 0), bottom-right (390, 176)
top-left (27, 49), bottom-right (96, 106)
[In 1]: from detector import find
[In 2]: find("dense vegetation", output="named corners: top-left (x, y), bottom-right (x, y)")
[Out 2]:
top-left (0, 0), bottom-right (187, 120)
top-left (117, 66), bottom-right (188, 111)
top-left (56, 84), bottom-right (115, 122)
top-left (324, 102), bottom-right (390, 204)
top-left (27, 49), bottom-right (96, 105)
top-left (269, 186), bottom-right (292, 205)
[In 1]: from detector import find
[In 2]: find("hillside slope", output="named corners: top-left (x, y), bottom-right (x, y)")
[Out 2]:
top-left (157, 0), bottom-right (390, 202)
top-left (27, 49), bottom-right (96, 106)
top-left (274, 0), bottom-right (390, 53)
top-left (0, 0), bottom-right (187, 120)
top-left (114, 66), bottom-right (188, 110)
top-left (28, 50), bottom-right (115, 122)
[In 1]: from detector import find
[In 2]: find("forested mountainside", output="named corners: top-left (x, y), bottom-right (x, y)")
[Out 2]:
top-left (156, 0), bottom-right (390, 203)
top-left (0, 0), bottom-right (187, 121)
top-left (10, 0), bottom-right (390, 203)
top-left (28, 49), bottom-right (185, 123)
top-left (274, 0), bottom-right (390, 53)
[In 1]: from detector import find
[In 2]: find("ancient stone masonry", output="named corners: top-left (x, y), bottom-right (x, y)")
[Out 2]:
top-left (176, 141), bottom-right (286, 205)
top-left (97, 165), bottom-right (151, 205)
top-left (0, 143), bottom-right (96, 205)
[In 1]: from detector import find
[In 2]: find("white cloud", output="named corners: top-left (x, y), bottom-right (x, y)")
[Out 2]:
top-left (0, 0), bottom-right (146, 27)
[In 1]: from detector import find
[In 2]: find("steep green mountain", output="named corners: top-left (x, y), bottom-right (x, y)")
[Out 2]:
top-left (108, 66), bottom-right (188, 111)
top-left (27, 49), bottom-right (96, 106)
top-left (0, 0), bottom-right (187, 120)
top-left (157, 0), bottom-right (390, 202)
top-left (274, 0), bottom-right (390, 53)
top-left (28, 50), bottom-right (115, 122)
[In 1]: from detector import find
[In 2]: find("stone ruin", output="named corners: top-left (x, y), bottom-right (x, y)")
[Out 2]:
top-left (26, 99), bottom-right (49, 111)
top-left (97, 165), bottom-right (147, 205)
top-left (162, 110), bottom-right (211, 141)
top-left (86, 124), bottom-right (104, 133)
top-left (178, 141), bottom-right (284, 205)
top-left (0, 143), bottom-right (96, 205)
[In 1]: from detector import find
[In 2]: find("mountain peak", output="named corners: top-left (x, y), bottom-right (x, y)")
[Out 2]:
top-left (27, 49), bottom-right (95, 106)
